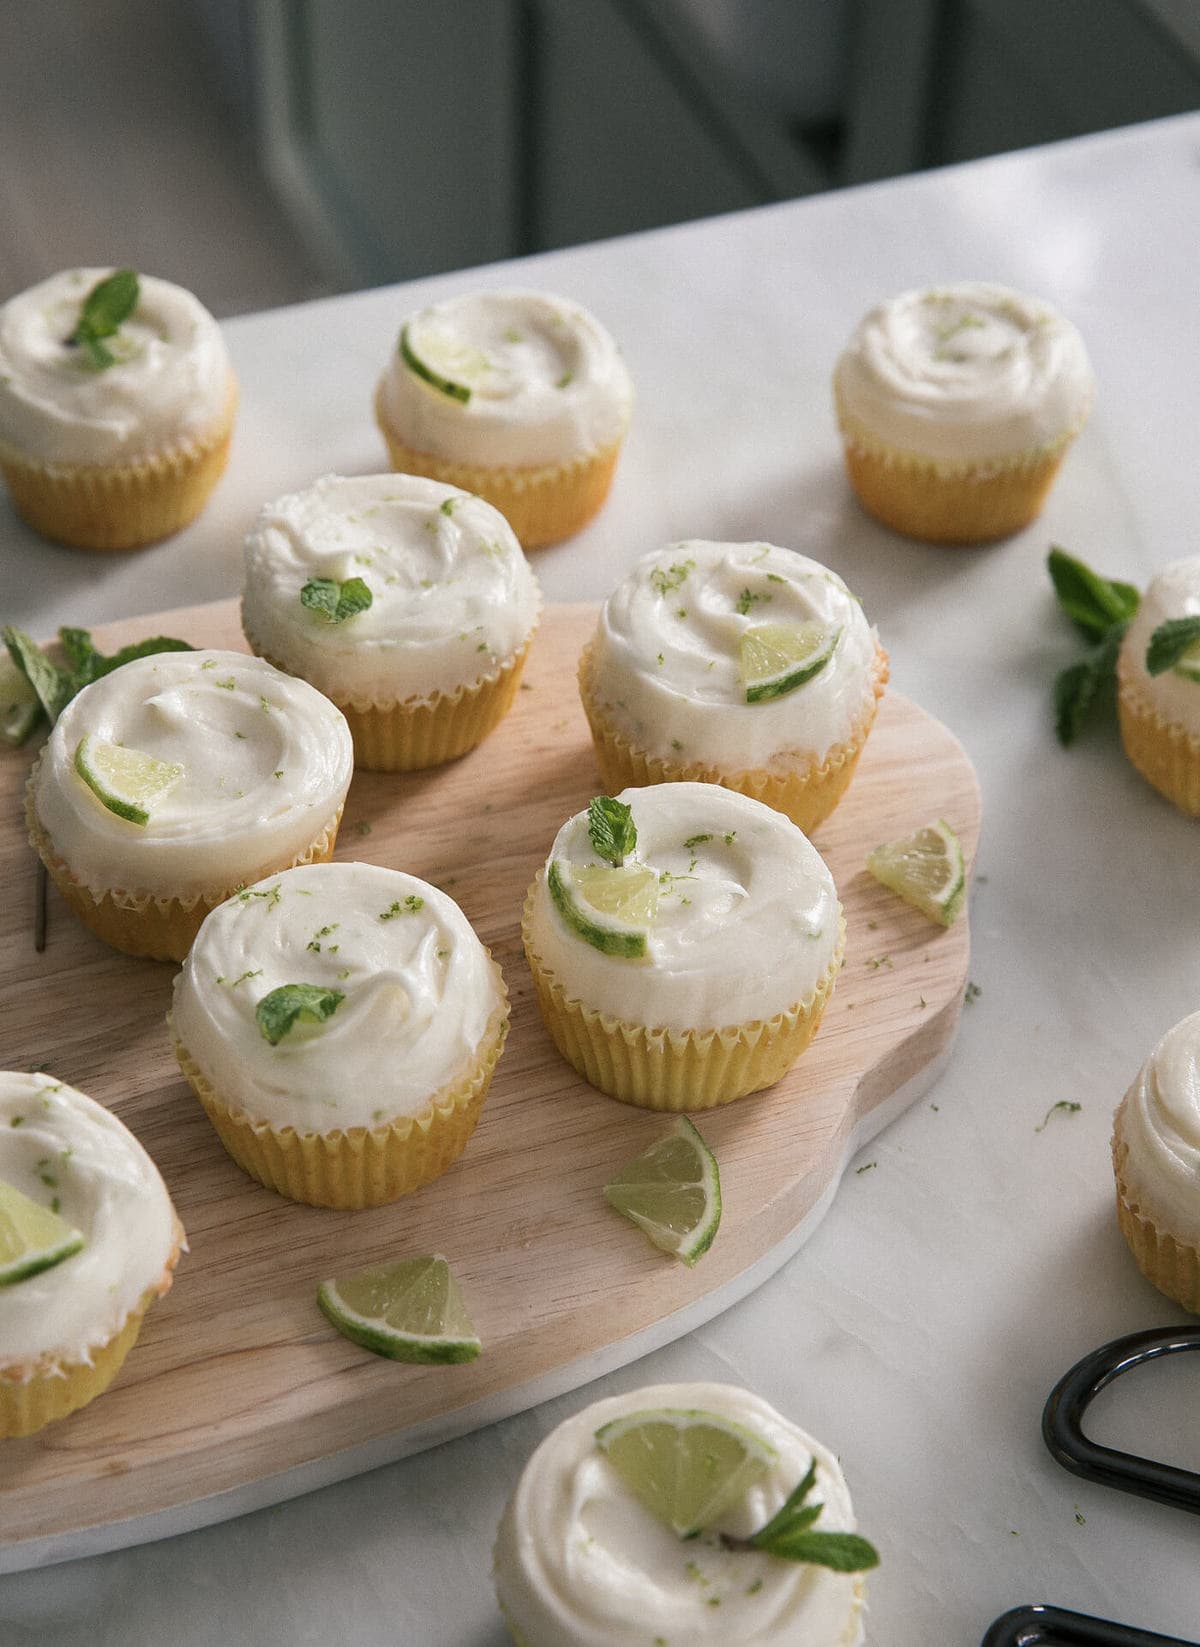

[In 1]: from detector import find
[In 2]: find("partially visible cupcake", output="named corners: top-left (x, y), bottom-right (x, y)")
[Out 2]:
top-left (1113, 1010), bottom-right (1200, 1314)
top-left (0, 1073), bottom-right (184, 1438)
top-left (1117, 557), bottom-right (1200, 815)
top-left (523, 784), bottom-right (843, 1110)
top-left (27, 649), bottom-right (353, 962)
top-left (374, 289), bottom-right (633, 548)
top-left (493, 1382), bottom-right (872, 1647)
top-left (579, 541), bottom-right (887, 835)
top-left (833, 282), bottom-right (1094, 545)
top-left (170, 862), bottom-right (508, 1208)
top-left (242, 473), bottom-right (541, 770)
top-left (0, 267), bottom-right (237, 551)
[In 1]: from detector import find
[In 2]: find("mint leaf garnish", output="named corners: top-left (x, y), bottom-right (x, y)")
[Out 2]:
top-left (588, 795), bottom-right (637, 867)
top-left (1054, 626), bottom-right (1124, 746)
top-left (300, 577), bottom-right (374, 624)
top-left (1047, 547), bottom-right (1139, 641)
top-left (0, 625), bottom-right (193, 746)
top-left (3, 628), bottom-right (71, 727)
top-left (1146, 615), bottom-right (1200, 676)
top-left (67, 269), bottom-right (139, 370)
top-left (721, 1455), bottom-right (879, 1573)
top-left (255, 983), bottom-right (345, 1046)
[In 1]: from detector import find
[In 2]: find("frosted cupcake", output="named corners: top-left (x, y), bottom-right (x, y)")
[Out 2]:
top-left (494, 1382), bottom-right (873, 1647)
top-left (1113, 1010), bottom-right (1200, 1313)
top-left (1117, 557), bottom-right (1200, 815)
top-left (27, 649), bottom-right (353, 962)
top-left (579, 541), bottom-right (887, 835)
top-left (833, 282), bottom-right (1094, 544)
top-left (170, 862), bottom-right (508, 1208)
top-left (0, 267), bottom-right (237, 550)
top-left (0, 1073), bottom-right (183, 1438)
top-left (523, 785), bottom-right (843, 1110)
top-left (242, 473), bottom-right (541, 770)
top-left (374, 289), bottom-right (633, 548)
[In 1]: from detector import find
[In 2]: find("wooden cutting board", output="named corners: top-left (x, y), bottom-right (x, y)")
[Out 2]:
top-left (0, 601), bottom-right (980, 1569)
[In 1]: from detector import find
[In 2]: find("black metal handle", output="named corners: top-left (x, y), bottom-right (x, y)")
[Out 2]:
top-left (982, 1604), bottom-right (1198, 1646)
top-left (1042, 1325), bottom-right (1200, 1514)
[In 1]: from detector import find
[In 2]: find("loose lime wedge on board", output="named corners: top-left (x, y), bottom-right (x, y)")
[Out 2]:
top-left (866, 819), bottom-right (966, 927)
top-left (317, 1255), bottom-right (481, 1364)
top-left (603, 1116), bottom-right (721, 1265)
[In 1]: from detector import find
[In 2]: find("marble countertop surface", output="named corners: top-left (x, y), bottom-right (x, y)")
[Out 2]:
top-left (3, 111), bottom-right (1200, 1645)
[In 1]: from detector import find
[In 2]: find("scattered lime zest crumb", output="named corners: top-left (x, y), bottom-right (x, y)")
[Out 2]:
top-left (1036, 1100), bottom-right (1082, 1133)
top-left (380, 896), bottom-right (424, 920)
top-left (736, 588), bottom-right (770, 616)
top-left (355, 819), bottom-right (372, 835)
top-left (965, 981), bottom-right (982, 1005)
top-left (856, 1161), bottom-right (877, 1175)
top-left (650, 560), bottom-right (695, 596)
top-left (865, 955), bottom-right (893, 971)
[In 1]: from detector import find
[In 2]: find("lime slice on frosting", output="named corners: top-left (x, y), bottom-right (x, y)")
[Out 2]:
top-left (547, 859), bottom-right (658, 960)
top-left (595, 1407), bottom-right (776, 1538)
top-left (400, 321), bottom-right (491, 404)
top-left (317, 1255), bottom-right (481, 1364)
top-left (739, 622), bottom-right (840, 703)
top-left (74, 734), bottom-right (183, 826)
top-left (866, 818), bottom-right (966, 927)
top-left (603, 1116), bottom-right (721, 1266)
top-left (0, 1178), bottom-right (84, 1286)
top-left (1172, 637), bottom-right (1200, 682)
top-left (0, 655), bottom-right (39, 747)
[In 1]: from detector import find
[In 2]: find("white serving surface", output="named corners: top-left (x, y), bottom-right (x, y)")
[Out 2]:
top-left (3, 113), bottom-right (1200, 1643)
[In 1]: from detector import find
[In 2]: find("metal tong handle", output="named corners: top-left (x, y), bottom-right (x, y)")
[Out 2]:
top-left (982, 1604), bottom-right (1198, 1646)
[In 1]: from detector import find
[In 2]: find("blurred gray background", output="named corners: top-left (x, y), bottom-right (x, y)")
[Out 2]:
top-left (1, 0), bottom-right (1197, 316)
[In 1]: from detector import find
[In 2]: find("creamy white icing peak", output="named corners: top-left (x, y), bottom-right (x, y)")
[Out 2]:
top-left (493, 1382), bottom-right (866, 1647)
top-left (587, 541), bottom-right (880, 767)
top-left (0, 268), bottom-right (231, 465)
top-left (1121, 557), bottom-right (1200, 737)
top-left (171, 862), bottom-right (505, 1131)
top-left (0, 1073), bottom-right (178, 1370)
top-left (527, 784), bottom-right (840, 1033)
top-left (377, 289), bottom-right (633, 468)
top-left (1119, 1011), bottom-right (1200, 1245)
top-left (241, 473), bottom-right (541, 703)
top-left (834, 282), bottom-right (1094, 465)
top-left (32, 650), bottom-right (353, 899)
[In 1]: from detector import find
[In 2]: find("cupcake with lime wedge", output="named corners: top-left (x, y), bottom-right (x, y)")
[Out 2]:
top-left (522, 785), bottom-right (843, 1110)
top-left (579, 541), bottom-right (887, 835)
top-left (0, 1073), bottom-right (184, 1438)
top-left (1117, 557), bottom-right (1200, 816)
top-left (27, 649), bottom-right (353, 961)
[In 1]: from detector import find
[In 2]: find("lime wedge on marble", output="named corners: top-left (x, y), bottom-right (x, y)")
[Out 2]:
top-left (595, 1407), bottom-right (775, 1537)
top-left (317, 1255), bottom-right (481, 1364)
top-left (604, 1116), bottom-right (721, 1265)
top-left (74, 734), bottom-right (183, 826)
top-left (867, 818), bottom-right (966, 927)
top-left (740, 622), bottom-right (840, 703)
top-left (547, 859), bottom-right (658, 959)
top-left (0, 1178), bottom-right (84, 1286)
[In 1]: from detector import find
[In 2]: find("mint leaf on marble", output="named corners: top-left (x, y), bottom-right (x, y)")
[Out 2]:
top-left (1047, 547), bottom-right (1139, 641)
top-left (256, 983), bottom-right (345, 1046)
top-left (1145, 615), bottom-right (1200, 676)
top-left (588, 796), bottom-right (637, 867)
top-left (301, 577), bottom-right (374, 624)
top-left (1053, 626), bottom-right (1124, 746)
top-left (67, 269), bottom-right (139, 370)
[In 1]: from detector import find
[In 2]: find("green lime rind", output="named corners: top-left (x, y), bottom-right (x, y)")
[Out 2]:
top-left (866, 818), bottom-right (966, 928)
top-left (317, 1255), bottom-right (482, 1365)
top-left (547, 860), bottom-right (648, 960)
top-left (595, 1407), bottom-right (776, 1538)
top-left (741, 623), bottom-right (841, 704)
top-left (400, 324), bottom-right (472, 404)
top-left (603, 1116), bottom-right (721, 1266)
top-left (73, 734), bottom-right (183, 827)
top-left (0, 1179), bottom-right (85, 1287)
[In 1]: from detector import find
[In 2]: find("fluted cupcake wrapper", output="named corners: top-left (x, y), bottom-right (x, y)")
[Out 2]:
top-left (523, 883), bottom-right (844, 1110)
top-left (0, 1219), bottom-right (184, 1438)
top-left (170, 984), bottom-right (509, 1208)
top-left (1113, 1098), bottom-right (1200, 1315)
top-left (0, 377), bottom-right (238, 552)
top-left (578, 640), bottom-right (888, 837)
top-left (1117, 668), bottom-right (1200, 817)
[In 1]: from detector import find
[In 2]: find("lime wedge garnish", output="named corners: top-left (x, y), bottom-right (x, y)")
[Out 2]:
top-left (866, 818), bottom-right (966, 927)
top-left (604, 1116), bottom-right (721, 1266)
top-left (547, 859), bottom-right (658, 960)
top-left (0, 655), bottom-right (40, 747)
top-left (739, 622), bottom-right (840, 703)
top-left (317, 1255), bottom-right (481, 1364)
top-left (74, 734), bottom-right (183, 826)
top-left (400, 322), bottom-right (491, 405)
top-left (1173, 638), bottom-right (1200, 682)
top-left (0, 1178), bottom-right (84, 1286)
top-left (595, 1407), bottom-right (776, 1537)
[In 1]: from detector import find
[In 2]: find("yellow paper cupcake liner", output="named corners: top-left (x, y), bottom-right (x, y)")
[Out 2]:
top-left (0, 1218), bottom-right (184, 1438)
top-left (170, 983), bottom-right (509, 1208)
top-left (1113, 1098), bottom-right (1200, 1314)
top-left (1116, 667), bottom-right (1200, 816)
top-left (523, 883), bottom-right (844, 1110)
top-left (578, 641), bottom-right (888, 836)
top-left (374, 387), bottom-right (624, 549)
top-left (0, 376), bottom-right (238, 553)
top-left (27, 784), bottom-right (344, 963)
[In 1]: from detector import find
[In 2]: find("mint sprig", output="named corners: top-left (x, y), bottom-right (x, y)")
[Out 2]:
top-left (1054, 626), bottom-right (1125, 746)
top-left (1047, 549), bottom-right (1140, 747)
top-left (67, 269), bottom-right (139, 370)
top-left (721, 1456), bottom-right (879, 1573)
top-left (255, 983), bottom-right (345, 1046)
top-left (1146, 615), bottom-right (1200, 676)
top-left (1, 624), bottom-right (193, 746)
top-left (300, 577), bottom-right (373, 624)
top-left (587, 795), bottom-right (637, 867)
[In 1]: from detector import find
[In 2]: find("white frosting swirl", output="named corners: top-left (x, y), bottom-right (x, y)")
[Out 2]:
top-left (171, 862), bottom-right (506, 1132)
top-left (586, 542), bottom-right (880, 768)
top-left (376, 289), bottom-right (633, 469)
top-left (1118, 1011), bottom-right (1200, 1246)
top-left (241, 473), bottom-right (541, 703)
top-left (1120, 557), bottom-right (1200, 738)
top-left (32, 650), bottom-right (353, 899)
top-left (493, 1381), bottom-right (866, 1647)
top-left (526, 784), bottom-right (840, 1034)
top-left (0, 268), bottom-right (232, 466)
top-left (0, 1073), bottom-right (178, 1371)
top-left (833, 282), bottom-right (1094, 467)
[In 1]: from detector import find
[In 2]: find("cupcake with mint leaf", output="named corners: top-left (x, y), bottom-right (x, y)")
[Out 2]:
top-left (1118, 556), bottom-right (1200, 815)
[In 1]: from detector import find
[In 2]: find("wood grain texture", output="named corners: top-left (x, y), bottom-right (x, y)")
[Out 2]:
top-left (0, 601), bottom-right (980, 1557)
